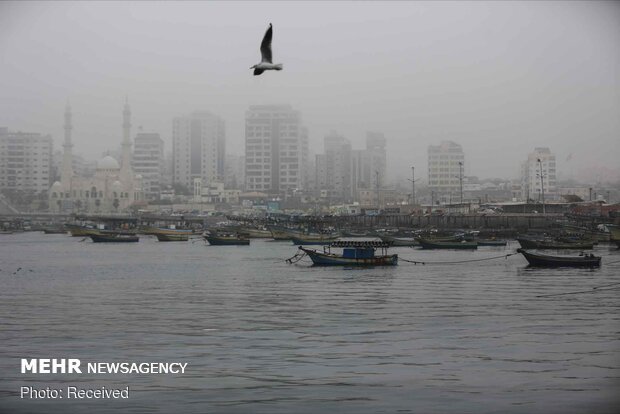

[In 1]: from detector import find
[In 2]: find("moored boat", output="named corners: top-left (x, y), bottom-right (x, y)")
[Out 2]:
top-left (238, 226), bottom-right (271, 238)
top-left (42, 227), bottom-right (67, 234)
top-left (267, 225), bottom-right (301, 240)
top-left (290, 233), bottom-right (340, 245)
top-left (90, 233), bottom-right (139, 243)
top-left (204, 232), bottom-right (250, 245)
top-left (155, 233), bottom-right (189, 242)
top-left (141, 226), bottom-right (193, 236)
top-left (66, 225), bottom-right (100, 237)
top-left (298, 241), bottom-right (398, 266)
top-left (418, 238), bottom-right (478, 250)
top-left (476, 239), bottom-right (508, 246)
top-left (517, 238), bottom-right (593, 250)
top-left (379, 235), bottom-right (418, 247)
top-left (517, 248), bottom-right (601, 267)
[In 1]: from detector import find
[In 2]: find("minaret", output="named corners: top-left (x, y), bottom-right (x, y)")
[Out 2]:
top-left (120, 96), bottom-right (133, 183)
top-left (60, 100), bottom-right (74, 188)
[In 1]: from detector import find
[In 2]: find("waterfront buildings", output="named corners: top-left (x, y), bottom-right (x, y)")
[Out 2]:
top-left (520, 147), bottom-right (557, 201)
top-left (0, 127), bottom-right (53, 195)
top-left (427, 141), bottom-right (465, 199)
top-left (133, 133), bottom-right (165, 200)
top-left (173, 112), bottom-right (226, 191)
top-left (244, 105), bottom-right (309, 195)
top-left (49, 100), bottom-right (143, 213)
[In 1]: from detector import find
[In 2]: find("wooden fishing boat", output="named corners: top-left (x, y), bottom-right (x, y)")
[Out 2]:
top-left (155, 233), bottom-right (189, 242)
top-left (379, 235), bottom-right (418, 247)
top-left (517, 248), bottom-right (601, 267)
top-left (290, 233), bottom-right (340, 245)
top-left (238, 226), bottom-right (271, 238)
top-left (90, 233), bottom-right (139, 243)
top-left (476, 239), bottom-right (508, 246)
top-left (418, 238), bottom-right (478, 250)
top-left (204, 233), bottom-right (250, 246)
top-left (517, 238), bottom-right (593, 250)
top-left (42, 227), bottom-right (67, 234)
top-left (66, 224), bottom-right (98, 237)
top-left (141, 226), bottom-right (193, 236)
top-left (268, 225), bottom-right (301, 240)
top-left (297, 241), bottom-right (398, 266)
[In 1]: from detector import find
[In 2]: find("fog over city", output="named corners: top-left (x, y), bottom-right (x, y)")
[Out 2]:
top-left (1, 1), bottom-right (619, 183)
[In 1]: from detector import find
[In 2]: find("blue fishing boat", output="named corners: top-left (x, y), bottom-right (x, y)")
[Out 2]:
top-left (295, 241), bottom-right (397, 266)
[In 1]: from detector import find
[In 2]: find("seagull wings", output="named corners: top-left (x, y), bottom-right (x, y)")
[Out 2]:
top-left (260, 23), bottom-right (273, 63)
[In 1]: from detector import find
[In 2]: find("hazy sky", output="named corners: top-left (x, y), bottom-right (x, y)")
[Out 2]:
top-left (1, 1), bottom-right (618, 182)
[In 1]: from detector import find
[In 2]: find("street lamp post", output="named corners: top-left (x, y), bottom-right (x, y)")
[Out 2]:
top-left (411, 166), bottom-right (415, 205)
top-left (458, 161), bottom-right (464, 207)
top-left (537, 158), bottom-right (546, 214)
top-left (407, 166), bottom-right (420, 206)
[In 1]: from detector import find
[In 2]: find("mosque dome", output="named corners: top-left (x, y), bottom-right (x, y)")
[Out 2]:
top-left (97, 155), bottom-right (120, 170)
top-left (51, 181), bottom-right (62, 188)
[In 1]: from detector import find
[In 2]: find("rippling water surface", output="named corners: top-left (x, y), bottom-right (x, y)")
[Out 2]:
top-left (1, 232), bottom-right (619, 413)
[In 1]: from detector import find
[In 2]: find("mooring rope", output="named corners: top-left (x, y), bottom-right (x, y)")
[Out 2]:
top-left (537, 286), bottom-right (620, 298)
top-left (285, 251), bottom-right (307, 264)
top-left (400, 252), bottom-right (519, 265)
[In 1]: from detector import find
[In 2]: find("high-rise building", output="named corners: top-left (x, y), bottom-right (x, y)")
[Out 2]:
top-left (133, 133), bottom-right (165, 200)
top-left (520, 147), bottom-right (557, 201)
top-left (0, 127), bottom-right (53, 194)
top-left (427, 141), bottom-right (465, 197)
top-left (315, 132), bottom-right (353, 202)
top-left (244, 105), bottom-right (308, 195)
top-left (365, 131), bottom-right (387, 187)
top-left (224, 154), bottom-right (245, 190)
top-left (172, 112), bottom-right (225, 191)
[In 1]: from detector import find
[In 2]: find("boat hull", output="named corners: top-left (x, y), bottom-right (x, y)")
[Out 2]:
top-left (301, 248), bottom-right (398, 266)
top-left (379, 235), bottom-right (418, 246)
top-left (517, 238), bottom-right (593, 250)
top-left (90, 234), bottom-right (139, 243)
top-left (205, 236), bottom-right (250, 246)
top-left (418, 239), bottom-right (478, 249)
top-left (156, 233), bottom-right (189, 242)
top-left (477, 239), bottom-right (508, 246)
top-left (517, 249), bottom-right (600, 267)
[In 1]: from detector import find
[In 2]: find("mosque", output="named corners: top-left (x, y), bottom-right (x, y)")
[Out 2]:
top-left (49, 99), bottom-right (144, 214)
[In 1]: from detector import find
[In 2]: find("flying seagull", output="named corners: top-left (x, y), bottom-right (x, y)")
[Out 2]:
top-left (251, 23), bottom-right (283, 76)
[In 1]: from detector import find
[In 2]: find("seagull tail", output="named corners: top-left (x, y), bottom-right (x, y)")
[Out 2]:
top-left (274, 64), bottom-right (283, 71)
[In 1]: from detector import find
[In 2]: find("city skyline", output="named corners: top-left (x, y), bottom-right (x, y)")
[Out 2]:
top-left (1, 2), bottom-right (618, 183)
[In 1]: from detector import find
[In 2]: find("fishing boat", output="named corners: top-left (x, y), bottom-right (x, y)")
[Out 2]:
top-left (141, 226), bottom-right (193, 236)
top-left (296, 241), bottom-right (398, 266)
top-left (476, 239), bottom-right (508, 246)
top-left (204, 232), bottom-right (250, 246)
top-left (90, 233), bottom-right (140, 243)
top-left (155, 233), bottom-right (189, 242)
top-left (517, 248), bottom-right (601, 268)
top-left (66, 225), bottom-right (101, 237)
top-left (418, 238), bottom-right (478, 250)
top-left (238, 226), bottom-right (271, 238)
top-left (517, 238), bottom-right (593, 250)
top-left (267, 225), bottom-right (301, 240)
top-left (379, 235), bottom-right (418, 247)
top-left (42, 227), bottom-right (67, 234)
top-left (290, 233), bottom-right (340, 245)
